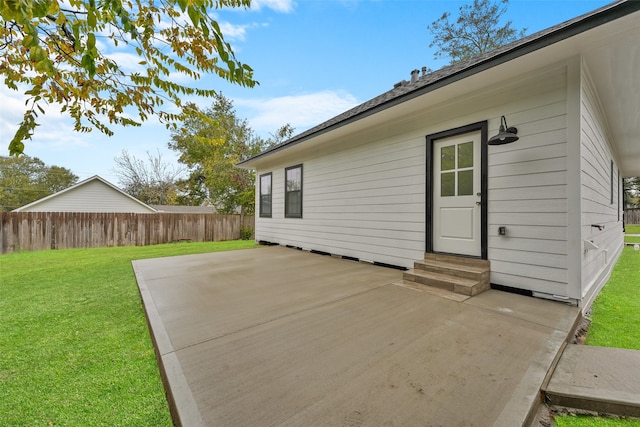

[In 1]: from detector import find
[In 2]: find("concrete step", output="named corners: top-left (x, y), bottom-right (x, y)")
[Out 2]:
top-left (424, 252), bottom-right (490, 268)
top-left (414, 259), bottom-right (489, 281)
top-left (543, 344), bottom-right (640, 417)
top-left (403, 268), bottom-right (489, 296)
top-left (405, 254), bottom-right (490, 297)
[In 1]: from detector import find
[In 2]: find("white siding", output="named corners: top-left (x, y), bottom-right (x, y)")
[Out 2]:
top-left (579, 64), bottom-right (624, 305)
top-left (255, 62), bottom-right (577, 284)
top-left (486, 66), bottom-right (570, 297)
top-left (18, 179), bottom-right (155, 213)
top-left (257, 136), bottom-right (426, 267)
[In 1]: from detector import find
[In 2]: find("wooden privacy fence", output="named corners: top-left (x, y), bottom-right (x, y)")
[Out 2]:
top-left (626, 208), bottom-right (640, 225)
top-left (0, 212), bottom-right (254, 254)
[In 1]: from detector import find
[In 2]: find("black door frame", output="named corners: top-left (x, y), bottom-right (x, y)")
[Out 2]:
top-left (425, 121), bottom-right (488, 260)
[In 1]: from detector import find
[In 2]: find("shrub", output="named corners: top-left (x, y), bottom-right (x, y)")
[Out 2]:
top-left (240, 226), bottom-right (254, 240)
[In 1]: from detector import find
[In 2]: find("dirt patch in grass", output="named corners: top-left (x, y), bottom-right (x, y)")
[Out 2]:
top-left (569, 314), bottom-right (591, 345)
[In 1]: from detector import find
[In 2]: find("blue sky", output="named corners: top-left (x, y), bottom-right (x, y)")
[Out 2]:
top-left (0, 0), bottom-right (611, 184)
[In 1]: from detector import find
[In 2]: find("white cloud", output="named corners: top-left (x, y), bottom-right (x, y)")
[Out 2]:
top-left (235, 90), bottom-right (359, 136)
top-left (218, 21), bottom-right (251, 42)
top-left (0, 87), bottom-right (26, 129)
top-left (104, 51), bottom-right (147, 72)
top-left (0, 86), bottom-right (90, 153)
top-left (218, 21), bottom-right (268, 43)
top-left (250, 0), bottom-right (295, 13)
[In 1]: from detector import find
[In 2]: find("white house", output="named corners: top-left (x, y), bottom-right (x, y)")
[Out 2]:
top-left (13, 175), bottom-right (157, 213)
top-left (239, 0), bottom-right (639, 307)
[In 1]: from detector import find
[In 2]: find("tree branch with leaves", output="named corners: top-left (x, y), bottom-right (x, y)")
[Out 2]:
top-left (428, 0), bottom-right (526, 64)
top-left (169, 94), bottom-right (292, 214)
top-left (1, 0), bottom-right (257, 156)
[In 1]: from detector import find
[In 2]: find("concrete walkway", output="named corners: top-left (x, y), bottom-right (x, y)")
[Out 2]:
top-left (133, 246), bottom-right (580, 426)
top-left (544, 344), bottom-right (640, 417)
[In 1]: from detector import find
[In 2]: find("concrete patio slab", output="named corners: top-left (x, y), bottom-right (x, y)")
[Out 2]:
top-left (133, 246), bottom-right (579, 426)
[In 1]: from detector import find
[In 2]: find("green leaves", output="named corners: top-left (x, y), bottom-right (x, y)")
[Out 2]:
top-left (168, 95), bottom-right (285, 213)
top-left (87, 8), bottom-right (96, 28)
top-left (82, 32), bottom-right (97, 77)
top-left (1, 0), bottom-right (257, 155)
top-left (22, 34), bottom-right (36, 47)
top-left (187, 5), bottom-right (199, 25)
top-left (8, 139), bottom-right (26, 157)
top-left (176, 0), bottom-right (188, 12)
top-left (81, 55), bottom-right (96, 78)
top-left (9, 110), bottom-right (37, 156)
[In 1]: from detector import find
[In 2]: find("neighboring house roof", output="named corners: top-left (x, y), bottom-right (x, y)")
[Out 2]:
top-left (13, 175), bottom-right (157, 213)
top-left (239, 0), bottom-right (640, 176)
top-left (150, 205), bottom-right (218, 214)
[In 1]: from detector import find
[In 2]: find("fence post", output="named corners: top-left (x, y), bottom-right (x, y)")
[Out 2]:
top-left (51, 222), bottom-right (57, 250)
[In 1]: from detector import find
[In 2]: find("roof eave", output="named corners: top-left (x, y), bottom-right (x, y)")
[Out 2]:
top-left (12, 175), bottom-right (158, 212)
top-left (238, 0), bottom-right (638, 169)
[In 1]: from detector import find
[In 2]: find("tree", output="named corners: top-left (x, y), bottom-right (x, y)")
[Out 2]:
top-left (169, 94), bottom-right (290, 214)
top-left (624, 177), bottom-right (640, 208)
top-left (1, 0), bottom-right (256, 156)
top-left (428, 0), bottom-right (526, 64)
top-left (0, 155), bottom-right (78, 210)
top-left (113, 149), bottom-right (184, 205)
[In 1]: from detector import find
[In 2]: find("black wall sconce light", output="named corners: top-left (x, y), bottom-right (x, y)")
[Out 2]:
top-left (488, 116), bottom-right (519, 145)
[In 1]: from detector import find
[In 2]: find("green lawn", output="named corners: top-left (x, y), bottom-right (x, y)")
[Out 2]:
top-left (554, 246), bottom-right (640, 427)
top-left (0, 240), bottom-right (259, 427)
top-left (585, 246), bottom-right (640, 349)
top-left (624, 224), bottom-right (640, 244)
top-left (556, 419), bottom-right (640, 427)
top-left (625, 225), bottom-right (640, 235)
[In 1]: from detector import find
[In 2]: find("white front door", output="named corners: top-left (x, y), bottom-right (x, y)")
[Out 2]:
top-left (433, 132), bottom-right (482, 256)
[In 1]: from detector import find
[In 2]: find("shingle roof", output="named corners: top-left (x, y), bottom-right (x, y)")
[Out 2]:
top-left (239, 0), bottom-right (638, 167)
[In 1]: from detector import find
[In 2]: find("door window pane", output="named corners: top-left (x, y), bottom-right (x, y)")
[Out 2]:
top-left (441, 172), bottom-right (455, 197)
top-left (441, 146), bottom-right (455, 171)
top-left (458, 142), bottom-right (473, 168)
top-left (458, 170), bottom-right (473, 196)
top-left (439, 140), bottom-right (475, 198)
